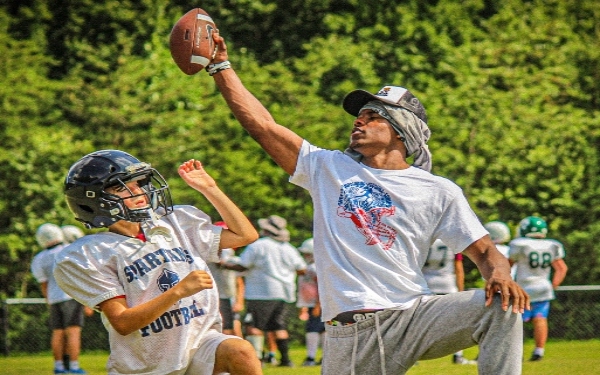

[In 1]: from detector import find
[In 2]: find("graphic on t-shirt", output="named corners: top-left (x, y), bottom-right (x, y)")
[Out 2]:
top-left (337, 181), bottom-right (396, 250)
top-left (157, 269), bottom-right (180, 292)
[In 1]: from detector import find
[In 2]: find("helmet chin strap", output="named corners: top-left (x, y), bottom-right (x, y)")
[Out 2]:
top-left (141, 211), bottom-right (173, 243)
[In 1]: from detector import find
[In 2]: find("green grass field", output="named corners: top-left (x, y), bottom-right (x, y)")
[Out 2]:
top-left (1, 339), bottom-right (597, 374)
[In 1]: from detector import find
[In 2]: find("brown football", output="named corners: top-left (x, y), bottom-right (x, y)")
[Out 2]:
top-left (169, 8), bottom-right (218, 75)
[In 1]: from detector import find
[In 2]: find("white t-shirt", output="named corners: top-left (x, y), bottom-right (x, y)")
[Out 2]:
top-left (239, 236), bottom-right (306, 303)
top-left (31, 244), bottom-right (73, 304)
top-left (54, 205), bottom-right (222, 375)
top-left (290, 141), bottom-right (487, 321)
top-left (509, 237), bottom-right (565, 302)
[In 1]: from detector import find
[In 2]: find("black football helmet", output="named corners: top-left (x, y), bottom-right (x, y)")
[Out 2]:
top-left (64, 150), bottom-right (173, 228)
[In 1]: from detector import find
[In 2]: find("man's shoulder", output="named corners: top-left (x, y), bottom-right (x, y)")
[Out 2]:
top-left (301, 141), bottom-right (352, 162)
top-left (424, 169), bottom-right (462, 188)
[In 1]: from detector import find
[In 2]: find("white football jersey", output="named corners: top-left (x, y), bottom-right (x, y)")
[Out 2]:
top-left (31, 244), bottom-right (72, 304)
top-left (509, 237), bottom-right (565, 302)
top-left (422, 239), bottom-right (459, 294)
top-left (54, 205), bottom-right (223, 375)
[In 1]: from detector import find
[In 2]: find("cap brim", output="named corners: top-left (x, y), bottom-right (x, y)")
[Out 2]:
top-left (343, 90), bottom-right (382, 117)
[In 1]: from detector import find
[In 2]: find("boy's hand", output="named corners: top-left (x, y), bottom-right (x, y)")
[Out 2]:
top-left (178, 159), bottom-right (217, 192)
top-left (176, 270), bottom-right (214, 297)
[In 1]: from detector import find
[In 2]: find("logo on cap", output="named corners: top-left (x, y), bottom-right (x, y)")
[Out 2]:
top-left (375, 86), bottom-right (408, 103)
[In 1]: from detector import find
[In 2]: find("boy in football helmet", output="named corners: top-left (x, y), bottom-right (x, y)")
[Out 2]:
top-left (509, 216), bottom-right (568, 361)
top-left (54, 150), bottom-right (261, 375)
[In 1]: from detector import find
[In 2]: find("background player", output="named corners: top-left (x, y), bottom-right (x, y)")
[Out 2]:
top-left (223, 215), bottom-right (306, 367)
top-left (31, 223), bottom-right (88, 374)
top-left (296, 238), bottom-right (325, 366)
top-left (509, 216), bottom-right (568, 361)
top-left (484, 221), bottom-right (515, 279)
top-left (61, 225), bottom-right (85, 244)
top-left (422, 239), bottom-right (476, 365)
top-left (54, 150), bottom-right (261, 375)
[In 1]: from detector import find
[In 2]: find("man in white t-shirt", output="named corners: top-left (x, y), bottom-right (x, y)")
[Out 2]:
top-left (223, 215), bottom-right (306, 367)
top-left (205, 31), bottom-right (530, 375)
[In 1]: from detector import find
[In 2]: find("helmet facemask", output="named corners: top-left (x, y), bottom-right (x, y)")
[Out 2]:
top-left (102, 162), bottom-right (173, 224)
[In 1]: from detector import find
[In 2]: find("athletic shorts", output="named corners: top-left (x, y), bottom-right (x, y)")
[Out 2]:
top-left (245, 300), bottom-right (293, 331)
top-left (186, 330), bottom-right (241, 375)
top-left (49, 299), bottom-right (84, 330)
top-left (306, 307), bottom-right (325, 333)
top-left (219, 298), bottom-right (234, 330)
top-left (522, 300), bottom-right (550, 321)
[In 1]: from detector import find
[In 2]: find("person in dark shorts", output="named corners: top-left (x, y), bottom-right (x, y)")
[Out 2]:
top-left (224, 215), bottom-right (306, 367)
top-left (31, 223), bottom-right (90, 374)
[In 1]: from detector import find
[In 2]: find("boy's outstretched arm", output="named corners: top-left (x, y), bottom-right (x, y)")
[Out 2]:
top-left (210, 31), bottom-right (303, 176)
top-left (178, 159), bottom-right (258, 249)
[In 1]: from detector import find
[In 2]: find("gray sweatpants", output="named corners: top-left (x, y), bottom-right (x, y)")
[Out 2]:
top-left (322, 290), bottom-right (523, 375)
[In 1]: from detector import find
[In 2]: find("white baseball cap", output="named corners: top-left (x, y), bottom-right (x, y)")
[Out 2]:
top-left (343, 85), bottom-right (428, 124)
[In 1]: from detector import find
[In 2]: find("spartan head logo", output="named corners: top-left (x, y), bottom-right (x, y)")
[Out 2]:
top-left (337, 182), bottom-right (396, 250)
top-left (157, 269), bottom-right (180, 292)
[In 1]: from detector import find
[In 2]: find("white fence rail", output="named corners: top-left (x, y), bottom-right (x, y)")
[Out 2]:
top-left (2, 285), bottom-right (599, 355)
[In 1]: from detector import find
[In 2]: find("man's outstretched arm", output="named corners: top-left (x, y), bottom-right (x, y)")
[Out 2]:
top-left (210, 32), bottom-right (303, 175)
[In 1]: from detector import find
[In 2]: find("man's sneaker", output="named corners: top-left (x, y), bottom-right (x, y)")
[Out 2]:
top-left (54, 370), bottom-right (68, 374)
top-left (278, 360), bottom-right (294, 367)
top-left (529, 354), bottom-right (543, 361)
top-left (302, 357), bottom-right (318, 366)
top-left (70, 369), bottom-right (88, 374)
top-left (453, 355), bottom-right (477, 365)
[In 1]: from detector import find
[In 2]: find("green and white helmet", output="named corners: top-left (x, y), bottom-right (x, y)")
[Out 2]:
top-left (518, 216), bottom-right (548, 238)
top-left (484, 221), bottom-right (511, 244)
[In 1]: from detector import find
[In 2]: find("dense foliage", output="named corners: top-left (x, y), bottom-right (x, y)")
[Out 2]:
top-left (1, 0), bottom-right (599, 298)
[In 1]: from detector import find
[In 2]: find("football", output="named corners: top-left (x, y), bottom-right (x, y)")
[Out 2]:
top-left (169, 8), bottom-right (218, 75)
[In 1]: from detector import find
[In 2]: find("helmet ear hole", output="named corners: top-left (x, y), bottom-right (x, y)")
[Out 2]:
top-left (79, 204), bottom-right (94, 214)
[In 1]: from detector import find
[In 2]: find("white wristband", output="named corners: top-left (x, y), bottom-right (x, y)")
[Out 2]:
top-left (206, 61), bottom-right (231, 76)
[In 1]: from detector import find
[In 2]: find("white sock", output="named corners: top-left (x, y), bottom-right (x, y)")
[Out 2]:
top-left (54, 360), bottom-right (65, 371)
top-left (306, 332), bottom-right (320, 358)
top-left (245, 335), bottom-right (264, 359)
top-left (534, 347), bottom-right (545, 356)
top-left (70, 360), bottom-right (80, 370)
top-left (454, 350), bottom-right (464, 357)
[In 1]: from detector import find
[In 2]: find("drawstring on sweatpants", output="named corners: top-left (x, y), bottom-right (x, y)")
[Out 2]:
top-left (350, 323), bottom-right (358, 375)
top-left (375, 313), bottom-right (387, 375)
top-left (349, 312), bottom-right (387, 375)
